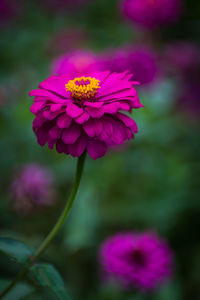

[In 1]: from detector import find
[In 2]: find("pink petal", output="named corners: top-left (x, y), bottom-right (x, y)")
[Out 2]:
top-left (87, 139), bottom-right (107, 160)
top-left (84, 101), bottom-right (103, 108)
top-left (39, 74), bottom-right (72, 98)
top-left (43, 109), bottom-right (65, 120)
top-left (103, 102), bottom-right (120, 114)
top-left (48, 138), bottom-right (56, 149)
top-left (66, 102), bottom-right (83, 118)
top-left (62, 123), bottom-right (82, 144)
top-left (110, 119), bottom-right (129, 144)
top-left (30, 102), bottom-right (44, 114)
top-left (57, 114), bottom-right (72, 128)
top-left (50, 104), bottom-right (64, 112)
top-left (32, 114), bottom-right (46, 129)
top-left (35, 123), bottom-right (51, 146)
top-left (74, 111), bottom-right (90, 124)
top-left (83, 119), bottom-right (103, 137)
top-left (56, 140), bottom-right (69, 154)
top-left (68, 133), bottom-right (87, 157)
top-left (49, 125), bottom-right (62, 139)
top-left (115, 113), bottom-right (138, 133)
top-left (85, 107), bottom-right (104, 118)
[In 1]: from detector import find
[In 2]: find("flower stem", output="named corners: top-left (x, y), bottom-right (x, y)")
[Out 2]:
top-left (0, 152), bottom-right (86, 299)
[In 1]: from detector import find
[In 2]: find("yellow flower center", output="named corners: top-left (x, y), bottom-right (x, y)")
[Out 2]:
top-left (65, 76), bottom-right (100, 100)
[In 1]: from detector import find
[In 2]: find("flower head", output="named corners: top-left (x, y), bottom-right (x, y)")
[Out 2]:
top-left (99, 232), bottom-right (173, 291)
top-left (102, 47), bottom-right (158, 85)
top-left (51, 50), bottom-right (100, 76)
top-left (11, 164), bottom-right (54, 214)
top-left (122, 0), bottom-right (182, 29)
top-left (30, 71), bottom-right (142, 160)
top-left (165, 42), bottom-right (200, 75)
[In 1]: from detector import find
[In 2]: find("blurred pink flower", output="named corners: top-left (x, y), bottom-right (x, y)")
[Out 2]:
top-left (121, 0), bottom-right (182, 29)
top-left (29, 71), bottom-right (142, 160)
top-left (11, 164), bottom-right (54, 214)
top-left (100, 46), bottom-right (159, 85)
top-left (99, 232), bottom-right (173, 291)
top-left (165, 42), bottom-right (200, 75)
top-left (51, 50), bottom-right (102, 77)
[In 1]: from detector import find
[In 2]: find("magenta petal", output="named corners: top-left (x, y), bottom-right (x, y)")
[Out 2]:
top-left (33, 114), bottom-right (46, 129)
top-left (103, 102), bottom-right (120, 114)
top-left (57, 114), bottom-right (72, 128)
top-left (29, 89), bottom-right (68, 103)
top-left (83, 119), bottom-right (103, 137)
top-left (66, 102), bottom-right (83, 118)
top-left (116, 113), bottom-right (138, 133)
top-left (50, 104), bottom-right (63, 112)
top-left (48, 138), bottom-right (56, 149)
top-left (84, 101), bottom-right (103, 108)
top-left (43, 109), bottom-right (65, 121)
top-left (68, 133), bottom-right (87, 157)
top-left (30, 102), bottom-right (44, 114)
top-left (87, 139), bottom-right (107, 159)
top-left (56, 140), bottom-right (69, 154)
top-left (85, 107), bottom-right (104, 118)
top-left (111, 119), bottom-right (129, 144)
top-left (39, 74), bottom-right (72, 98)
top-left (74, 111), bottom-right (90, 124)
top-left (49, 125), bottom-right (62, 139)
top-left (35, 124), bottom-right (51, 146)
top-left (62, 123), bottom-right (82, 144)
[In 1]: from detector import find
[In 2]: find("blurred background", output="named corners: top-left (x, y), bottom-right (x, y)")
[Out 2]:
top-left (0, 0), bottom-right (200, 299)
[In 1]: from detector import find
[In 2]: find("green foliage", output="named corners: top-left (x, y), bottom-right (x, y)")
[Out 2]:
top-left (0, 238), bottom-right (33, 264)
top-left (30, 263), bottom-right (71, 300)
top-left (0, 280), bottom-right (33, 300)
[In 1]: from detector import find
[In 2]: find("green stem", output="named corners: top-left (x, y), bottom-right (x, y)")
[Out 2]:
top-left (0, 152), bottom-right (86, 299)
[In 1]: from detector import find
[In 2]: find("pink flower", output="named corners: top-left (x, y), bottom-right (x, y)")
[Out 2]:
top-left (99, 232), bottom-right (173, 291)
top-left (121, 0), bottom-right (182, 29)
top-left (102, 47), bottom-right (158, 85)
top-left (51, 50), bottom-right (101, 77)
top-left (11, 164), bottom-right (54, 214)
top-left (29, 71), bottom-right (143, 160)
top-left (165, 42), bottom-right (200, 75)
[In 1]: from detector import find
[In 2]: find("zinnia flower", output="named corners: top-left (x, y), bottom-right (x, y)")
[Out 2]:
top-left (165, 42), bottom-right (200, 75)
top-left (99, 232), bottom-right (173, 291)
top-left (11, 164), bottom-right (54, 214)
top-left (102, 47), bottom-right (158, 85)
top-left (121, 0), bottom-right (182, 29)
top-left (29, 71), bottom-right (142, 159)
top-left (51, 50), bottom-right (100, 77)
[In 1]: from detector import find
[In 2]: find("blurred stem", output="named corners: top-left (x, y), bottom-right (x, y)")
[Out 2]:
top-left (0, 152), bottom-right (86, 299)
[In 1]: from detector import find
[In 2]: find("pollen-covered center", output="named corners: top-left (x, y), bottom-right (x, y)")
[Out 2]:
top-left (65, 76), bottom-right (100, 101)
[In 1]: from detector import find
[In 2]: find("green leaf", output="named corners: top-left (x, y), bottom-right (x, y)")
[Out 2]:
top-left (0, 280), bottom-right (33, 300)
top-left (30, 263), bottom-right (71, 300)
top-left (0, 238), bottom-right (34, 263)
